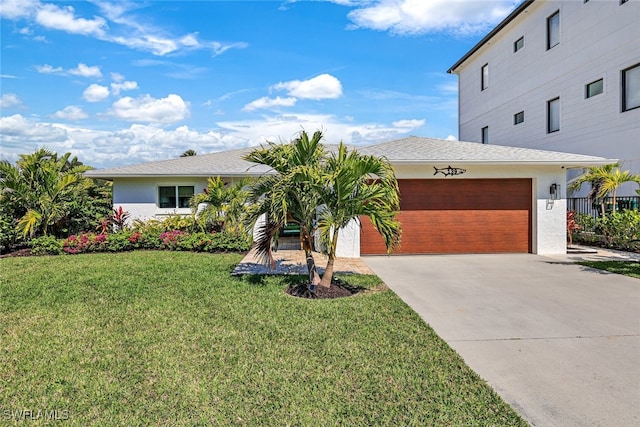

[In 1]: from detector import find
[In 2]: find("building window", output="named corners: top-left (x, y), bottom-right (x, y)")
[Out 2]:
top-left (481, 63), bottom-right (489, 91)
top-left (547, 98), bottom-right (560, 133)
top-left (585, 79), bottom-right (604, 98)
top-left (514, 36), bottom-right (524, 52)
top-left (514, 111), bottom-right (525, 125)
top-left (481, 126), bottom-right (489, 144)
top-left (159, 186), bottom-right (194, 208)
top-left (547, 11), bottom-right (560, 50)
top-left (622, 63), bottom-right (640, 111)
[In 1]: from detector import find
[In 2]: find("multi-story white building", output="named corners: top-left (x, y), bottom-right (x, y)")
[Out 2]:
top-left (448, 0), bottom-right (640, 196)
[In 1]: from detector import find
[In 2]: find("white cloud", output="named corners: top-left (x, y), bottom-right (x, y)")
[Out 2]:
top-left (243, 96), bottom-right (297, 112)
top-left (35, 3), bottom-right (106, 36)
top-left (36, 62), bottom-right (102, 78)
top-left (69, 63), bottom-right (102, 78)
top-left (110, 72), bottom-right (125, 82)
top-left (393, 119), bottom-right (425, 129)
top-left (52, 105), bottom-right (88, 120)
top-left (110, 80), bottom-right (138, 96)
top-left (0, 111), bottom-right (428, 168)
top-left (0, 0), bottom-right (39, 19)
top-left (83, 84), bottom-right (110, 102)
top-left (0, 114), bottom-right (68, 143)
top-left (36, 64), bottom-right (63, 74)
top-left (1, 0), bottom-right (246, 57)
top-left (272, 74), bottom-right (343, 100)
top-left (446, 134), bottom-right (457, 141)
top-left (346, 0), bottom-right (516, 36)
top-left (0, 93), bottom-right (22, 108)
top-left (107, 94), bottom-right (190, 123)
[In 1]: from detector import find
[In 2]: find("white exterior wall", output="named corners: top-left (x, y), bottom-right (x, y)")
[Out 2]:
top-left (392, 163), bottom-right (567, 255)
top-left (455, 0), bottom-right (640, 196)
top-left (113, 177), bottom-right (209, 223)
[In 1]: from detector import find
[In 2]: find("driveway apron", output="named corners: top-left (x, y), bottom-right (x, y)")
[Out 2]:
top-left (363, 254), bottom-right (640, 427)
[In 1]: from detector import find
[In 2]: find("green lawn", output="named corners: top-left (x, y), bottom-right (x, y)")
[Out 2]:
top-left (578, 260), bottom-right (640, 279)
top-left (0, 252), bottom-right (525, 426)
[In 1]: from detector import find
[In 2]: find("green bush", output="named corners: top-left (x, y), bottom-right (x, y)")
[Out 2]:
top-left (0, 213), bottom-right (17, 253)
top-left (576, 213), bottom-right (597, 233)
top-left (30, 235), bottom-right (63, 255)
top-left (106, 232), bottom-right (135, 252)
top-left (210, 230), bottom-right (252, 252)
top-left (598, 210), bottom-right (640, 248)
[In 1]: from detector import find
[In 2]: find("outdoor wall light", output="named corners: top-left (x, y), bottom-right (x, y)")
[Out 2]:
top-left (549, 183), bottom-right (560, 200)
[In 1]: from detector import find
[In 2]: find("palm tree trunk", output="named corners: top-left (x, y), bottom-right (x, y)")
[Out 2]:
top-left (319, 230), bottom-right (340, 288)
top-left (300, 225), bottom-right (321, 291)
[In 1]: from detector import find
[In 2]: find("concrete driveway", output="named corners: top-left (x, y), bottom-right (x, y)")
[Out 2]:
top-left (364, 254), bottom-right (640, 427)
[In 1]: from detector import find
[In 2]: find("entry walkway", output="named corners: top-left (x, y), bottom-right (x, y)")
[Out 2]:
top-left (232, 249), bottom-right (374, 275)
top-left (363, 252), bottom-right (640, 427)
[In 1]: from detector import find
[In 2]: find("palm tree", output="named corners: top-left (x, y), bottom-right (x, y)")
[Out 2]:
top-left (0, 149), bottom-right (92, 238)
top-left (180, 149), bottom-right (197, 157)
top-left (243, 130), bottom-right (326, 293)
top-left (598, 169), bottom-right (640, 212)
top-left (189, 176), bottom-right (250, 232)
top-left (317, 143), bottom-right (401, 287)
top-left (570, 164), bottom-right (640, 214)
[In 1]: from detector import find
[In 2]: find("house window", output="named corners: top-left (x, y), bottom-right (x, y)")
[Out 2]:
top-left (547, 11), bottom-right (560, 50)
top-left (481, 63), bottom-right (489, 91)
top-left (514, 36), bottom-right (524, 52)
top-left (481, 126), bottom-right (489, 144)
top-left (514, 111), bottom-right (525, 125)
top-left (585, 79), bottom-right (603, 98)
top-left (622, 63), bottom-right (640, 111)
top-left (547, 98), bottom-right (560, 133)
top-left (158, 186), bottom-right (194, 208)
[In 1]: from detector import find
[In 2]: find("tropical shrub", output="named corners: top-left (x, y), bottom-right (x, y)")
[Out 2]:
top-left (0, 212), bottom-right (16, 254)
top-left (598, 210), bottom-right (640, 248)
top-left (30, 235), bottom-right (63, 255)
top-left (574, 210), bottom-right (640, 250)
top-left (62, 232), bottom-right (109, 254)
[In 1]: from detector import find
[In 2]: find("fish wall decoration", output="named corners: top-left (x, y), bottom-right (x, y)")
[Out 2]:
top-left (433, 165), bottom-right (467, 177)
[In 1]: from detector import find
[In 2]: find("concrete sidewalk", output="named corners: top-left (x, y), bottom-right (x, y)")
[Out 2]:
top-left (364, 253), bottom-right (640, 427)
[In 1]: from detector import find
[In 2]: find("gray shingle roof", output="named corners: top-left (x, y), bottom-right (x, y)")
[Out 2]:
top-left (85, 137), bottom-right (615, 179)
top-left (85, 147), bottom-right (271, 179)
top-left (358, 136), bottom-right (616, 166)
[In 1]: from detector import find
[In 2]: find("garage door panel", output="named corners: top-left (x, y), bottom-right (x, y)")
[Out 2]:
top-left (361, 179), bottom-right (532, 255)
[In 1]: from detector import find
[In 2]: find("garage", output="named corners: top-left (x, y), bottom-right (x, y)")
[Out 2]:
top-left (360, 178), bottom-right (532, 255)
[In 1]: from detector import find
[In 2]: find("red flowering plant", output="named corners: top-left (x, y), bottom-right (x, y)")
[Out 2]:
top-left (62, 232), bottom-right (109, 254)
top-left (159, 230), bottom-right (185, 250)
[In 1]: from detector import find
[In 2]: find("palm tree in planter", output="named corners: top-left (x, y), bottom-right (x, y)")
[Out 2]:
top-left (244, 130), bottom-right (326, 294)
top-left (317, 143), bottom-right (401, 288)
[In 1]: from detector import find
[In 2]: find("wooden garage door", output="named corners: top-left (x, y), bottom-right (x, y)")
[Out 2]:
top-left (361, 179), bottom-right (532, 255)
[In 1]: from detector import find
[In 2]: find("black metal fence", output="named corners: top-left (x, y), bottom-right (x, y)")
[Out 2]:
top-left (567, 196), bottom-right (640, 219)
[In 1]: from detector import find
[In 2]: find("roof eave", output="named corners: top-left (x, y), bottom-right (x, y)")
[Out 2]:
top-left (447, 0), bottom-right (536, 74)
top-left (84, 171), bottom-right (273, 179)
top-left (387, 159), bottom-right (618, 167)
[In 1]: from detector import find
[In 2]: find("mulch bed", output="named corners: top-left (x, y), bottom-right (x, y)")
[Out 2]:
top-left (0, 248), bottom-right (31, 258)
top-left (286, 278), bottom-right (364, 299)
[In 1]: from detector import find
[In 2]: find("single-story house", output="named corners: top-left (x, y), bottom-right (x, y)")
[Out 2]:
top-left (85, 136), bottom-right (615, 257)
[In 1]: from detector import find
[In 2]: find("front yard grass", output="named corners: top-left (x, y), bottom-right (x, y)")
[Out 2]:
top-left (577, 260), bottom-right (640, 279)
top-left (0, 251), bottom-right (525, 426)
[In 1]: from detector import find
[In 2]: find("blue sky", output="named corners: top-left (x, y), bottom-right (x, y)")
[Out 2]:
top-left (1, 0), bottom-right (520, 168)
